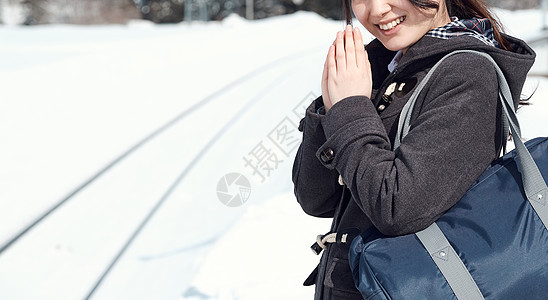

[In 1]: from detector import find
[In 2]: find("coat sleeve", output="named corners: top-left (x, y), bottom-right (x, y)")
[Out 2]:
top-left (317, 54), bottom-right (500, 235)
top-left (292, 96), bottom-right (343, 218)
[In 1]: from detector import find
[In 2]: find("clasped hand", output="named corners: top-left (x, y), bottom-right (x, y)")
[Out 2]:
top-left (322, 25), bottom-right (372, 112)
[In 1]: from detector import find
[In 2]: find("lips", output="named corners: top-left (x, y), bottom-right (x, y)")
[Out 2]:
top-left (378, 16), bottom-right (406, 31)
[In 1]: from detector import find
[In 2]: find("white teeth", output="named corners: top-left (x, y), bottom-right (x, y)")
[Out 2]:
top-left (379, 16), bottom-right (405, 31)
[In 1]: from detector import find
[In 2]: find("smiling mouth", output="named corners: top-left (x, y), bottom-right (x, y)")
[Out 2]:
top-left (378, 16), bottom-right (406, 31)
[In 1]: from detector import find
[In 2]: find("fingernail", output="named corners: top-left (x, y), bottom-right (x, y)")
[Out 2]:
top-left (346, 24), bottom-right (352, 31)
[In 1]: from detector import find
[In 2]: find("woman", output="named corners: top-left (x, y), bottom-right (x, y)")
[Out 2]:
top-left (292, 0), bottom-right (535, 299)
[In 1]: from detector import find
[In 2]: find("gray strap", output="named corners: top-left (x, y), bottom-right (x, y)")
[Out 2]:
top-left (393, 62), bottom-right (435, 150)
top-left (464, 52), bottom-right (548, 227)
top-left (415, 224), bottom-right (484, 300)
top-left (395, 51), bottom-right (510, 151)
top-left (396, 50), bottom-right (548, 226)
top-left (395, 50), bottom-right (548, 299)
top-left (491, 58), bottom-right (548, 228)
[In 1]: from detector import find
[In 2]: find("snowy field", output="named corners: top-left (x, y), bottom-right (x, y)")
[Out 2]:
top-left (0, 8), bottom-right (547, 300)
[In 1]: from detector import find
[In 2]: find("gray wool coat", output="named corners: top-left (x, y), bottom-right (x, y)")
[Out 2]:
top-left (292, 34), bottom-right (535, 299)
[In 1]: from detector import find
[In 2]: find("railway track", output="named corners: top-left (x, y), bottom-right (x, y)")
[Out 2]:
top-left (0, 46), bottom-right (322, 257)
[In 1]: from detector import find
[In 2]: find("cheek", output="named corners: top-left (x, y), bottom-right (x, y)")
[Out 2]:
top-left (363, 24), bottom-right (378, 37)
top-left (352, 5), bottom-right (372, 31)
top-left (352, 3), bottom-right (367, 22)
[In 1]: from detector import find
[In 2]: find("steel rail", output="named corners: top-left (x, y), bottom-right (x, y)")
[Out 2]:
top-left (84, 67), bottom-right (298, 299)
top-left (0, 46), bottom-right (323, 255)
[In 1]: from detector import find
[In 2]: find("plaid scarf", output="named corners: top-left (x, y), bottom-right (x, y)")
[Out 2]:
top-left (426, 17), bottom-right (500, 48)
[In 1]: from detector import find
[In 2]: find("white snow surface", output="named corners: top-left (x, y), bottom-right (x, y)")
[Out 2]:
top-left (0, 9), bottom-right (547, 300)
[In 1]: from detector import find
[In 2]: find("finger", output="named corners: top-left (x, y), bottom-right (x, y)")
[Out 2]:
top-left (322, 47), bottom-right (329, 83)
top-left (327, 45), bottom-right (336, 108)
top-left (344, 25), bottom-right (356, 68)
top-left (354, 27), bottom-right (367, 68)
top-left (322, 48), bottom-right (329, 99)
top-left (335, 31), bottom-right (345, 72)
top-left (328, 44), bottom-right (336, 75)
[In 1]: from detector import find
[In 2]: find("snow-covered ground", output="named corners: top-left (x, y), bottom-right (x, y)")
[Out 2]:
top-left (0, 8), bottom-right (547, 300)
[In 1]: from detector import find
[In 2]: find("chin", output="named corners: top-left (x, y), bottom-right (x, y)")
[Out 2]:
top-left (381, 42), bottom-right (404, 52)
top-left (379, 39), bottom-right (412, 52)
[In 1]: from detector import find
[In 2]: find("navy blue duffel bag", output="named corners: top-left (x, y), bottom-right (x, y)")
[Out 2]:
top-left (348, 51), bottom-right (548, 299)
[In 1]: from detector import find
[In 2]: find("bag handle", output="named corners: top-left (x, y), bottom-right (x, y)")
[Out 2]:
top-left (395, 49), bottom-right (548, 227)
top-left (394, 50), bottom-right (548, 300)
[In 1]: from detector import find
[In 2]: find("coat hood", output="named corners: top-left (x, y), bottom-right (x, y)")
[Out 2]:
top-left (366, 33), bottom-right (536, 108)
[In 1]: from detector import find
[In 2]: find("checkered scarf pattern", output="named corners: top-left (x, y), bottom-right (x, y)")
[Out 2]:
top-left (426, 17), bottom-right (500, 48)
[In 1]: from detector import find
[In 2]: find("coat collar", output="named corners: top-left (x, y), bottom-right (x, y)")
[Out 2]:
top-left (365, 34), bottom-right (535, 107)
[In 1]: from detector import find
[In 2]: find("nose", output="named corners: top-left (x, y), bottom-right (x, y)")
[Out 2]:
top-left (370, 0), bottom-right (391, 17)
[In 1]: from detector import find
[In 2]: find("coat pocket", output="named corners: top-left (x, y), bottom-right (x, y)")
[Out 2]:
top-left (324, 257), bottom-right (361, 295)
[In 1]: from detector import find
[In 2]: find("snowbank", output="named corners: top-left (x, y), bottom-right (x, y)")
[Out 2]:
top-left (0, 9), bottom-right (546, 300)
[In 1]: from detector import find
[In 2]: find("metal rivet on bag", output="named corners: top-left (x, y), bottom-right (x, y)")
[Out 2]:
top-left (538, 194), bottom-right (543, 200)
top-left (439, 251), bottom-right (447, 257)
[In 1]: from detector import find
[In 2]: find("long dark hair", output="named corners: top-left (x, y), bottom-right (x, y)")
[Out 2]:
top-left (343, 0), bottom-right (510, 49)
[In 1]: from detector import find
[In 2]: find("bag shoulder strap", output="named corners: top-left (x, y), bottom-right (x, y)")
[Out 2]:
top-left (395, 49), bottom-right (548, 226)
top-left (394, 50), bottom-right (548, 300)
